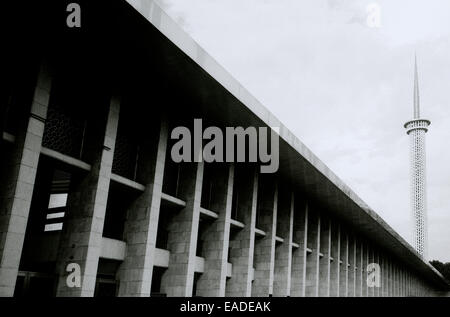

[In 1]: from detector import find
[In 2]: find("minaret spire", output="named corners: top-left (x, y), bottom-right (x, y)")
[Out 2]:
top-left (414, 54), bottom-right (420, 118)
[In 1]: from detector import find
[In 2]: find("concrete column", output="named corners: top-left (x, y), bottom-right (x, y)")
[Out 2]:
top-left (196, 164), bottom-right (234, 297)
top-left (400, 268), bottom-right (403, 296)
top-left (368, 246), bottom-right (375, 297)
top-left (355, 240), bottom-right (363, 296)
top-left (290, 198), bottom-right (307, 297)
top-left (407, 271), bottom-right (409, 296)
top-left (226, 168), bottom-right (258, 297)
top-left (305, 207), bottom-right (320, 297)
top-left (362, 242), bottom-right (368, 297)
top-left (393, 262), bottom-right (398, 297)
top-left (318, 218), bottom-right (331, 297)
top-left (408, 271), bottom-right (411, 296)
top-left (378, 252), bottom-right (384, 297)
top-left (329, 223), bottom-right (340, 297)
top-left (381, 254), bottom-right (387, 297)
top-left (55, 96), bottom-right (120, 296)
top-left (406, 271), bottom-right (409, 296)
top-left (387, 257), bottom-right (391, 297)
top-left (385, 255), bottom-right (389, 297)
top-left (389, 259), bottom-right (393, 296)
top-left (339, 230), bottom-right (348, 297)
top-left (406, 270), bottom-right (409, 296)
top-left (0, 64), bottom-right (51, 296)
top-left (273, 191), bottom-right (293, 297)
top-left (347, 235), bottom-right (356, 297)
top-left (393, 263), bottom-right (397, 296)
top-left (405, 270), bottom-right (408, 296)
top-left (404, 269), bottom-right (407, 296)
top-left (379, 252), bottom-right (383, 296)
top-left (117, 119), bottom-right (168, 296)
top-left (374, 250), bottom-right (380, 297)
top-left (160, 160), bottom-right (204, 296)
top-left (252, 175), bottom-right (277, 297)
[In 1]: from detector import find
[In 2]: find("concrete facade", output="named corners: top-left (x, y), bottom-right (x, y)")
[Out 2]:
top-left (1, 0), bottom-right (449, 297)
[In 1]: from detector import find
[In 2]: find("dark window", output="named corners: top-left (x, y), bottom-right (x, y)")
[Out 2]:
top-left (162, 151), bottom-right (181, 197)
top-left (201, 164), bottom-right (213, 209)
top-left (151, 267), bottom-right (167, 297)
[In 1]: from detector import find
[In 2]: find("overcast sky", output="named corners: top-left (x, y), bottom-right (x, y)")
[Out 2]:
top-left (156, 0), bottom-right (450, 262)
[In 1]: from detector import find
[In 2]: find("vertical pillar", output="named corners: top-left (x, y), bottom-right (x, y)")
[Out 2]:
top-left (305, 208), bottom-right (320, 297)
top-left (0, 64), bottom-right (51, 296)
top-left (407, 271), bottom-right (411, 296)
top-left (393, 262), bottom-right (398, 297)
top-left (226, 168), bottom-right (258, 297)
top-left (56, 96), bottom-right (120, 296)
top-left (374, 250), bottom-right (380, 296)
top-left (196, 164), bottom-right (234, 297)
top-left (338, 230), bottom-right (348, 297)
top-left (379, 252), bottom-right (383, 296)
top-left (381, 254), bottom-right (386, 297)
top-left (368, 246), bottom-right (375, 297)
top-left (406, 271), bottom-right (409, 296)
top-left (389, 260), bottom-right (393, 296)
top-left (347, 235), bottom-right (356, 297)
top-left (355, 239), bottom-right (363, 297)
top-left (385, 258), bottom-right (389, 297)
top-left (318, 218), bottom-right (331, 297)
top-left (290, 198), bottom-right (307, 296)
top-left (401, 267), bottom-right (404, 296)
top-left (406, 271), bottom-right (409, 297)
top-left (405, 270), bottom-right (408, 296)
top-left (273, 191), bottom-right (294, 297)
top-left (329, 223), bottom-right (340, 297)
top-left (362, 242), bottom-right (368, 297)
top-left (160, 160), bottom-right (204, 296)
top-left (118, 120), bottom-right (168, 296)
top-left (252, 175), bottom-right (277, 297)
top-left (393, 263), bottom-right (397, 296)
top-left (385, 257), bottom-right (392, 297)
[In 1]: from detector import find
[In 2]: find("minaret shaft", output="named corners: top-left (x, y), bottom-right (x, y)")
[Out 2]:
top-left (404, 57), bottom-right (430, 259)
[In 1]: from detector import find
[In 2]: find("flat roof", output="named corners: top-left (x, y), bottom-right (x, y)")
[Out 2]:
top-left (124, 0), bottom-right (449, 289)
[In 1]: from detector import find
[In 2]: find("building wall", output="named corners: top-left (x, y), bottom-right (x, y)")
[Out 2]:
top-left (0, 60), bottom-right (446, 297)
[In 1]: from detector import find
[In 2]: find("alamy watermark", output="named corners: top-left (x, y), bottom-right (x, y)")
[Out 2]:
top-left (170, 119), bottom-right (279, 173)
top-left (66, 3), bottom-right (81, 28)
top-left (366, 3), bottom-right (381, 28)
top-left (367, 263), bottom-right (381, 288)
top-left (66, 262), bottom-right (81, 288)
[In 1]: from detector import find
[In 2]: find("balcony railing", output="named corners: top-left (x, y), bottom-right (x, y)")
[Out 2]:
top-left (42, 106), bottom-right (87, 159)
top-left (111, 132), bottom-right (139, 181)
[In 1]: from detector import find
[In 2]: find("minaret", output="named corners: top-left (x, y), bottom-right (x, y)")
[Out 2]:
top-left (404, 56), bottom-right (430, 259)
